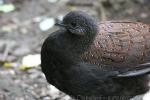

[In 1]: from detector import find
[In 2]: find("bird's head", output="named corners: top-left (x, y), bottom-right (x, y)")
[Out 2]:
top-left (56, 11), bottom-right (98, 36)
top-left (54, 11), bottom-right (98, 55)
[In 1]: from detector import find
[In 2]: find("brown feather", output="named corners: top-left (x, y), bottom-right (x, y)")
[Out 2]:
top-left (80, 21), bottom-right (150, 68)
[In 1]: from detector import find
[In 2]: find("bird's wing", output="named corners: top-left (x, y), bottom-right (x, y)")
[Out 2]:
top-left (117, 62), bottom-right (150, 77)
top-left (81, 62), bottom-right (150, 78)
top-left (80, 21), bottom-right (150, 68)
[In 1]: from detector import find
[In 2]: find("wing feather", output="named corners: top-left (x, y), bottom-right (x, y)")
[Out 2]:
top-left (80, 21), bottom-right (150, 68)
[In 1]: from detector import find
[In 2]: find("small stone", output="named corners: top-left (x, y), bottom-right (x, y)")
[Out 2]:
top-left (0, 4), bottom-right (15, 13)
top-left (57, 15), bottom-right (64, 21)
top-left (61, 95), bottom-right (72, 100)
top-left (140, 13), bottom-right (148, 18)
top-left (20, 54), bottom-right (41, 70)
top-left (48, 85), bottom-right (60, 99)
top-left (39, 18), bottom-right (55, 31)
top-left (1, 26), bottom-right (13, 32)
top-left (20, 28), bottom-right (28, 34)
top-left (0, 69), bottom-right (15, 75)
top-left (143, 91), bottom-right (150, 100)
top-left (42, 96), bottom-right (51, 100)
top-left (49, 85), bottom-right (60, 93)
top-left (13, 46), bottom-right (31, 56)
top-left (48, 0), bottom-right (58, 3)
top-left (33, 16), bottom-right (43, 22)
top-left (29, 72), bottom-right (41, 79)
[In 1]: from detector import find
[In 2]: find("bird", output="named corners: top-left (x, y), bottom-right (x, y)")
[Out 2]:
top-left (41, 11), bottom-right (150, 100)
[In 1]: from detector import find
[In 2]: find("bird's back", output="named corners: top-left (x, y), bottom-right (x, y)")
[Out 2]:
top-left (80, 21), bottom-right (150, 69)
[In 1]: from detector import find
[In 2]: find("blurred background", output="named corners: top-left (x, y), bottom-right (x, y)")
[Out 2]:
top-left (0, 0), bottom-right (149, 100)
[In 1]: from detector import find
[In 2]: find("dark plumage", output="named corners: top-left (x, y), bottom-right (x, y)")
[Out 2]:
top-left (41, 11), bottom-right (150, 100)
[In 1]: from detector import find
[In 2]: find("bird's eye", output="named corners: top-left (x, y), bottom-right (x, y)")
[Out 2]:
top-left (70, 22), bottom-right (77, 27)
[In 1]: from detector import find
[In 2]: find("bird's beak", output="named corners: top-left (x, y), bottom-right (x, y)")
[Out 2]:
top-left (55, 21), bottom-right (67, 28)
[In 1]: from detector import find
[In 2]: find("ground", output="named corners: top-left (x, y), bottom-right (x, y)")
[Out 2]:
top-left (0, 0), bottom-right (150, 100)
